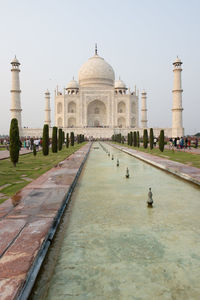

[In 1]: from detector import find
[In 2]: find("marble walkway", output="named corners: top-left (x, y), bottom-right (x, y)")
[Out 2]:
top-left (111, 143), bottom-right (200, 186)
top-left (0, 143), bottom-right (91, 300)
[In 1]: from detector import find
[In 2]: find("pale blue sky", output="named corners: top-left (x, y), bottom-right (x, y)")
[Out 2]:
top-left (0, 0), bottom-right (199, 134)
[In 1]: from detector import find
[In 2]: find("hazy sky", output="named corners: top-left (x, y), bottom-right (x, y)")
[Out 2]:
top-left (0, 0), bottom-right (199, 135)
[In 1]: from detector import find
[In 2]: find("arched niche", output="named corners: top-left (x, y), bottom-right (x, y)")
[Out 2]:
top-left (118, 117), bottom-right (126, 128)
top-left (87, 100), bottom-right (106, 127)
top-left (131, 117), bottom-right (136, 127)
top-left (118, 101), bottom-right (126, 113)
top-left (57, 103), bottom-right (62, 114)
top-left (131, 102), bottom-right (136, 113)
top-left (68, 117), bottom-right (76, 128)
top-left (57, 117), bottom-right (63, 127)
top-left (68, 101), bottom-right (76, 113)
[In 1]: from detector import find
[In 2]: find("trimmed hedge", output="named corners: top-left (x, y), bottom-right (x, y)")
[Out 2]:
top-left (9, 118), bottom-right (20, 166)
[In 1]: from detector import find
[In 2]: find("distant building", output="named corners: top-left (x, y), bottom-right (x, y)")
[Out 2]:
top-left (10, 47), bottom-right (184, 138)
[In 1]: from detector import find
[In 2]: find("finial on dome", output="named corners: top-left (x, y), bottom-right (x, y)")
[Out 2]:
top-left (73, 75), bottom-right (74, 80)
top-left (95, 43), bottom-right (98, 55)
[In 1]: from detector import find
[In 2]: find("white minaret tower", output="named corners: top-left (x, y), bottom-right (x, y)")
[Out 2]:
top-left (10, 56), bottom-right (22, 130)
top-left (44, 89), bottom-right (51, 127)
top-left (172, 57), bottom-right (184, 137)
top-left (141, 90), bottom-right (148, 128)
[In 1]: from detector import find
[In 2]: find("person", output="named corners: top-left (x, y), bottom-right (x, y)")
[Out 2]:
top-left (188, 138), bottom-right (191, 150)
top-left (177, 137), bottom-right (180, 149)
top-left (195, 138), bottom-right (198, 149)
top-left (185, 137), bottom-right (188, 149)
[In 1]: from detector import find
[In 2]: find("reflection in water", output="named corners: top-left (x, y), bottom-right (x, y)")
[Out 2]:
top-left (31, 142), bottom-right (200, 300)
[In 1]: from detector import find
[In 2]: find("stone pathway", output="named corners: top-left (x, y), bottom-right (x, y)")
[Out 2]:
top-left (0, 143), bottom-right (91, 300)
top-left (111, 143), bottom-right (200, 186)
top-left (0, 148), bottom-right (34, 160)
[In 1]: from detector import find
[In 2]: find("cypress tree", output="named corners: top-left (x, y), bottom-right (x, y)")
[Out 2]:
top-left (66, 133), bottom-right (69, 148)
top-left (62, 131), bottom-right (65, 145)
top-left (143, 129), bottom-right (148, 149)
top-left (130, 131), bottom-right (133, 146)
top-left (52, 126), bottom-right (58, 153)
top-left (137, 131), bottom-right (140, 147)
top-left (9, 118), bottom-right (20, 167)
top-left (42, 124), bottom-right (49, 156)
top-left (127, 133), bottom-right (130, 145)
top-left (150, 128), bottom-right (154, 150)
top-left (33, 144), bottom-right (37, 156)
top-left (70, 132), bottom-right (74, 146)
top-left (58, 128), bottom-right (62, 150)
top-left (133, 131), bottom-right (137, 147)
top-left (159, 130), bottom-right (165, 152)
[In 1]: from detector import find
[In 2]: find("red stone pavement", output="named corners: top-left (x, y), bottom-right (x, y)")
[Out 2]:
top-left (0, 143), bottom-right (91, 300)
top-left (0, 148), bottom-right (34, 160)
top-left (111, 143), bottom-right (200, 186)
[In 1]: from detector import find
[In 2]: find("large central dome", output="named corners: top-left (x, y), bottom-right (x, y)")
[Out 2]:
top-left (78, 54), bottom-right (115, 87)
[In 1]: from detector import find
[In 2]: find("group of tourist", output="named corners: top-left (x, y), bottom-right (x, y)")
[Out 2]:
top-left (23, 138), bottom-right (41, 150)
top-left (168, 137), bottom-right (199, 149)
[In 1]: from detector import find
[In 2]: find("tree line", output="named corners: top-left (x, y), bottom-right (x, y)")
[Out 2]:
top-left (112, 128), bottom-right (165, 152)
top-left (9, 118), bottom-right (85, 166)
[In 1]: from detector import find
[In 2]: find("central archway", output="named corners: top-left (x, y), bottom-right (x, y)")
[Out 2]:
top-left (87, 100), bottom-right (107, 127)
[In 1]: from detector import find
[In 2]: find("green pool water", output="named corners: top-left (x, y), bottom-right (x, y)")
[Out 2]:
top-left (31, 142), bottom-right (200, 300)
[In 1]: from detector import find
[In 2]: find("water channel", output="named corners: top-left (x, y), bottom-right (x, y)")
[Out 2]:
top-left (30, 142), bottom-right (200, 300)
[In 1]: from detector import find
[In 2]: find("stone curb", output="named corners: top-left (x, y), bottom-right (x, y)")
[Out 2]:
top-left (110, 144), bottom-right (200, 187)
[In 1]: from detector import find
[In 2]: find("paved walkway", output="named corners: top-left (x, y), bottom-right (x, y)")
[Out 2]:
top-left (0, 148), bottom-right (34, 160)
top-left (161, 145), bottom-right (200, 155)
top-left (0, 143), bottom-right (91, 300)
top-left (111, 143), bottom-right (200, 186)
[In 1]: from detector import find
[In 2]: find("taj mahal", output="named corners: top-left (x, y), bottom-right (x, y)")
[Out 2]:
top-left (10, 46), bottom-right (184, 138)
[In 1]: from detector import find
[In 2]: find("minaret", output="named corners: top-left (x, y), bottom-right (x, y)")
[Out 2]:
top-left (10, 56), bottom-right (22, 129)
top-left (44, 90), bottom-right (51, 127)
top-left (172, 57), bottom-right (184, 137)
top-left (141, 90), bottom-right (147, 128)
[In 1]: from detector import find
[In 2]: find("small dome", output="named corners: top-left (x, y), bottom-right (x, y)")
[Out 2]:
top-left (66, 79), bottom-right (79, 89)
top-left (78, 54), bottom-right (115, 87)
top-left (45, 89), bottom-right (50, 95)
top-left (115, 79), bottom-right (126, 89)
top-left (173, 56), bottom-right (182, 65)
top-left (11, 56), bottom-right (20, 65)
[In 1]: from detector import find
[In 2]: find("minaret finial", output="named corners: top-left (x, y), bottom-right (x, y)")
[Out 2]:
top-left (95, 43), bottom-right (98, 55)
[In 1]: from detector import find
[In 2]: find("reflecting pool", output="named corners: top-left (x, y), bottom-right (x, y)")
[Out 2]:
top-left (31, 142), bottom-right (200, 300)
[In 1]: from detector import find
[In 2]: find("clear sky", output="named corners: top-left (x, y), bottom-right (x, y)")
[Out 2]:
top-left (0, 0), bottom-right (199, 135)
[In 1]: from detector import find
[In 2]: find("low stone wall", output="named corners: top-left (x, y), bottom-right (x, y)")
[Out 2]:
top-left (21, 127), bottom-right (172, 139)
top-left (0, 142), bottom-right (91, 300)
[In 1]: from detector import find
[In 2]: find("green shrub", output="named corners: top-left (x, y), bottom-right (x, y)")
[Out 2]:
top-left (150, 128), bottom-right (154, 150)
top-left (143, 129), bottom-right (148, 149)
top-left (130, 131), bottom-right (133, 146)
top-left (66, 133), bottom-right (69, 148)
top-left (133, 131), bottom-right (137, 147)
top-left (9, 118), bottom-right (20, 166)
top-left (58, 128), bottom-right (62, 151)
top-left (52, 126), bottom-right (58, 153)
top-left (33, 144), bottom-right (37, 156)
top-left (62, 131), bottom-right (65, 145)
top-left (137, 131), bottom-right (140, 147)
top-left (159, 130), bottom-right (165, 152)
top-left (70, 132), bottom-right (74, 146)
top-left (42, 124), bottom-right (49, 156)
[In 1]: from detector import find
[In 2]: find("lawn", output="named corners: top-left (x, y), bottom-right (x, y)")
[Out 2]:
top-left (113, 143), bottom-right (200, 169)
top-left (0, 143), bottom-right (87, 204)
